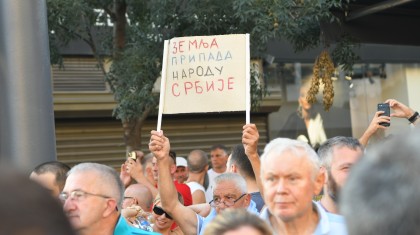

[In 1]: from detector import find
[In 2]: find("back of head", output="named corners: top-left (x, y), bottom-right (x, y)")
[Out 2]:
top-left (141, 153), bottom-right (154, 170)
top-left (188, 149), bottom-right (208, 173)
top-left (31, 161), bottom-right (71, 192)
top-left (68, 162), bottom-right (124, 209)
top-left (261, 138), bottom-right (320, 178)
top-left (126, 183), bottom-right (153, 211)
top-left (203, 208), bottom-right (271, 235)
top-left (0, 168), bottom-right (76, 235)
top-left (229, 144), bottom-right (256, 180)
top-left (341, 130), bottom-right (420, 235)
top-left (142, 153), bottom-right (154, 165)
top-left (169, 151), bottom-right (177, 165)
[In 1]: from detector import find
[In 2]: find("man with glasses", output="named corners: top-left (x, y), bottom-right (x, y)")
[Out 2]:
top-left (149, 130), bottom-right (251, 235)
top-left (60, 162), bottom-right (158, 235)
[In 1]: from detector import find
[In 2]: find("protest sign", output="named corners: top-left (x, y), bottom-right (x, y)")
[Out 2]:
top-left (157, 34), bottom-right (250, 130)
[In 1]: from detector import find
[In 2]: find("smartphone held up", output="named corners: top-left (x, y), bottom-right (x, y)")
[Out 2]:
top-left (377, 103), bottom-right (390, 127)
top-left (128, 151), bottom-right (137, 160)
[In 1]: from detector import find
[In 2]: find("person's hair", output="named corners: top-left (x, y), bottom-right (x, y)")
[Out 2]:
top-left (229, 144), bottom-right (256, 180)
top-left (68, 163), bottom-right (124, 210)
top-left (154, 191), bottom-right (184, 207)
top-left (261, 138), bottom-right (320, 179)
top-left (203, 208), bottom-right (271, 235)
top-left (187, 150), bottom-right (208, 173)
top-left (213, 173), bottom-right (247, 194)
top-left (141, 153), bottom-right (154, 172)
top-left (0, 168), bottom-right (76, 235)
top-left (317, 136), bottom-right (363, 169)
top-left (169, 150), bottom-right (176, 164)
top-left (32, 161), bottom-right (71, 192)
top-left (126, 183), bottom-right (153, 210)
top-left (210, 144), bottom-right (229, 155)
top-left (341, 130), bottom-right (420, 235)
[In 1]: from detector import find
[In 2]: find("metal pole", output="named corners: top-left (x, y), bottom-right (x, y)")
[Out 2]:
top-left (0, 0), bottom-right (56, 172)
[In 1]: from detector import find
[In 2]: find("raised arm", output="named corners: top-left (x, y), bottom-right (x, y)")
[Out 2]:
top-left (242, 123), bottom-right (264, 198)
top-left (188, 203), bottom-right (211, 217)
top-left (149, 130), bottom-right (199, 235)
top-left (126, 156), bottom-right (158, 199)
top-left (358, 111), bottom-right (390, 147)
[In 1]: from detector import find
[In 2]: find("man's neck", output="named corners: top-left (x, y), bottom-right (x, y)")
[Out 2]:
top-left (271, 204), bottom-right (319, 235)
top-left (186, 172), bottom-right (205, 184)
top-left (81, 213), bottom-right (120, 235)
top-left (79, 222), bottom-right (114, 235)
top-left (246, 179), bottom-right (259, 193)
top-left (320, 191), bottom-right (338, 214)
top-left (212, 166), bottom-right (226, 174)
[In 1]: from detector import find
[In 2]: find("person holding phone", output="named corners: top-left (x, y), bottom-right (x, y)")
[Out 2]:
top-left (358, 110), bottom-right (390, 147)
top-left (386, 99), bottom-right (419, 126)
top-left (359, 99), bottom-right (418, 147)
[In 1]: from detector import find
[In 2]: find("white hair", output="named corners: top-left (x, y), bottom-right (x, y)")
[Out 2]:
top-left (68, 163), bottom-right (124, 209)
top-left (260, 138), bottom-right (320, 179)
top-left (213, 173), bottom-right (247, 194)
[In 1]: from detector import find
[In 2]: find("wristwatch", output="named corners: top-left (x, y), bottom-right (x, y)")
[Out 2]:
top-left (408, 111), bottom-right (419, 124)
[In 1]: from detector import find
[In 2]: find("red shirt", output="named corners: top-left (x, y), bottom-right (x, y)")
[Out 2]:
top-left (174, 180), bottom-right (192, 206)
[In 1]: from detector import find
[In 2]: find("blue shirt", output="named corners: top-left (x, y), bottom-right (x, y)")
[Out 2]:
top-left (114, 216), bottom-right (160, 235)
top-left (250, 192), bottom-right (265, 213)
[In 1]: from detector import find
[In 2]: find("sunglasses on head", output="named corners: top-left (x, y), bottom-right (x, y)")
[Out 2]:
top-left (153, 206), bottom-right (172, 220)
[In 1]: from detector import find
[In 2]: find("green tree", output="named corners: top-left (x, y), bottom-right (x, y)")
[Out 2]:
top-left (47, 0), bottom-right (355, 150)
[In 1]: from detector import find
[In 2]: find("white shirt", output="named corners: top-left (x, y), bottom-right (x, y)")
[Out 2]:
top-left (204, 169), bottom-right (223, 203)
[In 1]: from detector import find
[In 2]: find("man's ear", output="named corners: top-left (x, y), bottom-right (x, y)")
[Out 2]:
top-left (230, 164), bottom-right (238, 173)
top-left (146, 167), bottom-right (152, 176)
top-left (243, 193), bottom-right (251, 207)
top-left (170, 165), bottom-right (177, 174)
top-left (320, 166), bottom-right (328, 185)
top-left (313, 169), bottom-right (326, 196)
top-left (103, 199), bottom-right (118, 217)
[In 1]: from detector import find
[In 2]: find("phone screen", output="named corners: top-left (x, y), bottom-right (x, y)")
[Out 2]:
top-left (377, 103), bottom-right (390, 127)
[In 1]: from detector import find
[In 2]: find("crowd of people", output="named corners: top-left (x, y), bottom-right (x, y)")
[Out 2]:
top-left (3, 99), bottom-right (419, 235)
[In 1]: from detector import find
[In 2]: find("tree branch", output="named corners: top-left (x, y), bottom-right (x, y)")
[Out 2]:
top-left (102, 5), bottom-right (116, 22)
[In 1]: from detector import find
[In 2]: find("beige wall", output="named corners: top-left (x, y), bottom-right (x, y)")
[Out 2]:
top-left (406, 64), bottom-right (420, 112)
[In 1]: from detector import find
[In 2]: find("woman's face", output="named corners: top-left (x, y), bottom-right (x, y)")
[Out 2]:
top-left (152, 202), bottom-right (173, 231)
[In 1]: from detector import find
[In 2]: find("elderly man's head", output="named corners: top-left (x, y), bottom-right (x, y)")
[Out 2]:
top-left (60, 163), bottom-right (124, 234)
top-left (210, 173), bottom-right (251, 214)
top-left (260, 138), bottom-right (324, 222)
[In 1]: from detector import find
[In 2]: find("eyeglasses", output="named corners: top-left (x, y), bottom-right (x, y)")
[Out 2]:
top-left (209, 193), bottom-right (247, 208)
top-left (153, 206), bottom-right (173, 220)
top-left (59, 190), bottom-right (110, 202)
top-left (124, 196), bottom-right (135, 201)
